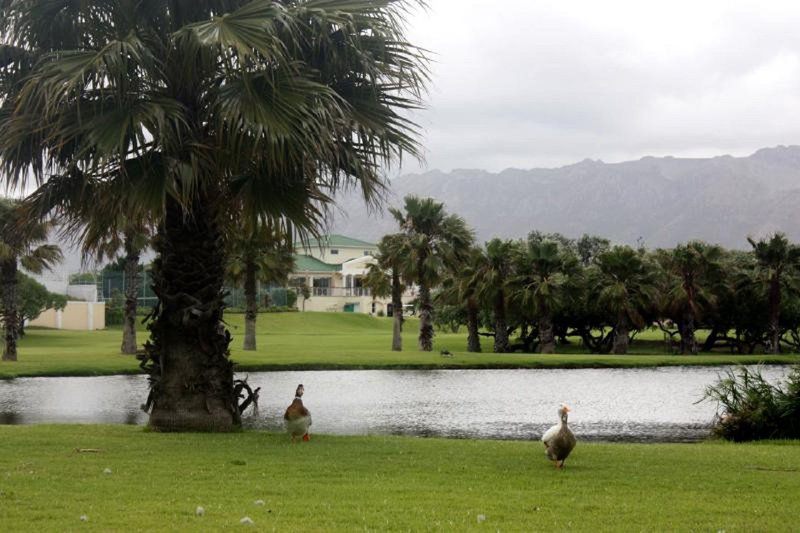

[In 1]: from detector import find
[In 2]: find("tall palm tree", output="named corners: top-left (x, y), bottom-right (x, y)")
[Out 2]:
top-left (0, 1), bottom-right (427, 431)
top-left (748, 233), bottom-right (800, 354)
top-left (25, 177), bottom-right (154, 355)
top-left (0, 198), bottom-right (62, 361)
top-left (390, 196), bottom-right (474, 351)
top-left (437, 246), bottom-right (483, 353)
top-left (657, 241), bottom-right (723, 354)
top-left (472, 239), bottom-right (516, 353)
top-left (226, 222), bottom-right (294, 351)
top-left (511, 239), bottom-right (576, 354)
top-left (363, 234), bottom-right (407, 351)
top-left (596, 246), bottom-right (661, 354)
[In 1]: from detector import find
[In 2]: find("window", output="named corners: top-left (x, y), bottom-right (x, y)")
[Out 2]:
top-left (364, 250), bottom-right (371, 256)
top-left (330, 249), bottom-right (339, 255)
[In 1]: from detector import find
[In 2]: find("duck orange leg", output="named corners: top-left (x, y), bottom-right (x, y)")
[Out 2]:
top-left (302, 433), bottom-right (310, 442)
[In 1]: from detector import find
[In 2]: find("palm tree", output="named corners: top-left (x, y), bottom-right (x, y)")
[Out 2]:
top-left (596, 246), bottom-right (661, 354)
top-left (227, 223), bottom-right (294, 351)
top-left (363, 234), bottom-right (407, 351)
top-left (472, 239), bottom-right (516, 353)
top-left (390, 196), bottom-right (474, 351)
top-left (657, 241), bottom-right (723, 354)
top-left (25, 176), bottom-right (154, 355)
top-left (748, 233), bottom-right (800, 354)
top-left (511, 239), bottom-right (576, 353)
top-left (437, 246), bottom-right (483, 353)
top-left (0, 1), bottom-right (427, 431)
top-left (0, 198), bottom-right (62, 361)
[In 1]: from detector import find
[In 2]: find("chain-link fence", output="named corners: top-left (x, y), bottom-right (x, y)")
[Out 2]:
top-left (91, 271), bottom-right (292, 310)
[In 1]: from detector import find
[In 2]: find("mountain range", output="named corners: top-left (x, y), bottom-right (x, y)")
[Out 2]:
top-left (328, 146), bottom-right (800, 249)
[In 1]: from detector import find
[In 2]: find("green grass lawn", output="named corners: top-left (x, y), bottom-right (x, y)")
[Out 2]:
top-left (1, 312), bottom-right (798, 379)
top-left (0, 425), bottom-right (797, 531)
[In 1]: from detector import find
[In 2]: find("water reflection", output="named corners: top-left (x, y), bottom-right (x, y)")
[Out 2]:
top-left (0, 366), bottom-right (790, 442)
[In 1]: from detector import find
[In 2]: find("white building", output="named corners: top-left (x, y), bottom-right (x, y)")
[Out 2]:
top-left (291, 234), bottom-right (415, 314)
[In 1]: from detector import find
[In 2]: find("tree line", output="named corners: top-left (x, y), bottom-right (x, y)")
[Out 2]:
top-left (365, 195), bottom-right (800, 356)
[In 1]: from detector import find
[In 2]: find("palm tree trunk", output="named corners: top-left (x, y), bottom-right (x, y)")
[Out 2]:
top-left (120, 231), bottom-right (141, 355)
top-left (1, 260), bottom-right (18, 361)
top-left (680, 313), bottom-right (698, 355)
top-left (391, 269), bottom-right (402, 351)
top-left (418, 281), bottom-right (434, 351)
top-left (243, 257), bottom-right (257, 351)
top-left (768, 273), bottom-right (781, 354)
top-left (613, 316), bottom-right (630, 354)
top-left (493, 291), bottom-right (508, 353)
top-left (466, 297), bottom-right (481, 353)
top-left (144, 194), bottom-right (238, 432)
top-left (539, 315), bottom-right (555, 354)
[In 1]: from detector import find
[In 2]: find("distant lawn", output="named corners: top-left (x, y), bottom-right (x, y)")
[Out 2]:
top-left (0, 425), bottom-right (797, 531)
top-left (1, 312), bottom-right (797, 379)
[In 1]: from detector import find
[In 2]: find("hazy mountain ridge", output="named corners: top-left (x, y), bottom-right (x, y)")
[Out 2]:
top-left (329, 146), bottom-right (800, 248)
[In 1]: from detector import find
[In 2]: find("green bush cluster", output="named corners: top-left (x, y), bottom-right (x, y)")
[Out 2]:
top-left (104, 290), bottom-right (125, 326)
top-left (706, 365), bottom-right (800, 441)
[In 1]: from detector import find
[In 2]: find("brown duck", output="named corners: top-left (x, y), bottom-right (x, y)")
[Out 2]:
top-left (541, 404), bottom-right (576, 469)
top-left (284, 384), bottom-right (312, 442)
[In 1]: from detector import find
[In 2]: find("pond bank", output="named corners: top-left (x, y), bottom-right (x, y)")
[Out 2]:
top-left (2, 318), bottom-right (798, 379)
top-left (0, 425), bottom-right (797, 531)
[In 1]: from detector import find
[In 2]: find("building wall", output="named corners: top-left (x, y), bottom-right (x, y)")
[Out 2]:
top-left (297, 294), bottom-right (415, 315)
top-left (29, 301), bottom-right (106, 330)
top-left (303, 246), bottom-right (376, 265)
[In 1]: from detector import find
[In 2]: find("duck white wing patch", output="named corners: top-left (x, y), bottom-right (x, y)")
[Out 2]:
top-left (541, 423), bottom-right (559, 445)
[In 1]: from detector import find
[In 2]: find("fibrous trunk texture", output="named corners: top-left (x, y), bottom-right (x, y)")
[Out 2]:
top-left (679, 313), bottom-right (698, 355)
top-left (417, 253), bottom-right (434, 351)
top-left (493, 291), bottom-right (508, 353)
top-left (613, 318), bottom-right (629, 355)
top-left (391, 269), bottom-right (403, 351)
top-left (243, 257), bottom-right (257, 351)
top-left (768, 273), bottom-right (781, 354)
top-left (466, 298), bottom-right (481, 353)
top-left (1, 260), bottom-right (18, 361)
top-left (121, 232), bottom-right (141, 355)
top-left (539, 315), bottom-right (555, 354)
top-left (418, 281), bottom-right (433, 351)
top-left (143, 195), bottom-right (238, 432)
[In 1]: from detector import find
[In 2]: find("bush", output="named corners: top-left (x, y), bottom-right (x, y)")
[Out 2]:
top-left (705, 365), bottom-right (800, 441)
top-left (377, 309), bottom-right (385, 317)
top-left (69, 272), bottom-right (97, 285)
top-left (286, 290), bottom-right (298, 309)
top-left (105, 289), bottom-right (125, 326)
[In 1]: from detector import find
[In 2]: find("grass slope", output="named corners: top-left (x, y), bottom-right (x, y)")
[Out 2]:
top-left (0, 425), bottom-right (797, 531)
top-left (1, 312), bottom-right (797, 379)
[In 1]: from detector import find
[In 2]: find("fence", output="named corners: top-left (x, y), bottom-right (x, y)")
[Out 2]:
top-left (88, 270), bottom-right (292, 310)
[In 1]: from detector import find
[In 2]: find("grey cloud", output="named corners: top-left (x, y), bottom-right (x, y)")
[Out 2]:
top-left (401, 1), bottom-right (800, 173)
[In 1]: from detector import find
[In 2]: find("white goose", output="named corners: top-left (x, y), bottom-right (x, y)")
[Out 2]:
top-left (542, 404), bottom-right (576, 469)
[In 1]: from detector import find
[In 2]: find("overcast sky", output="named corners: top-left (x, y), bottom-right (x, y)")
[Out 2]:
top-left (396, 0), bottom-right (800, 174)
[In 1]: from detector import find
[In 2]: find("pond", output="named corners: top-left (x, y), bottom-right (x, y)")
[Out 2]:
top-left (0, 366), bottom-right (791, 442)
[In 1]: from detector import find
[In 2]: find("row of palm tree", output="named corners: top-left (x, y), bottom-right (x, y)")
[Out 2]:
top-left (368, 206), bottom-right (800, 356)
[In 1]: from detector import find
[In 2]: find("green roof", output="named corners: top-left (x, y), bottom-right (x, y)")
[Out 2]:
top-left (293, 254), bottom-right (340, 272)
top-left (306, 234), bottom-right (376, 249)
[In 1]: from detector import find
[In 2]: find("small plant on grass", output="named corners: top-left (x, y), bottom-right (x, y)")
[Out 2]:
top-left (705, 365), bottom-right (800, 441)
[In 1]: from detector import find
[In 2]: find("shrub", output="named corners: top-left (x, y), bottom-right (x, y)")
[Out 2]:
top-left (105, 290), bottom-right (125, 326)
top-left (705, 365), bottom-right (800, 441)
top-left (377, 309), bottom-right (385, 317)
